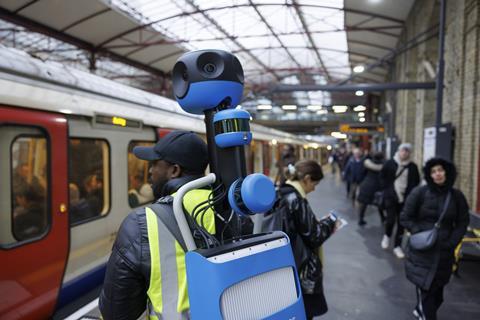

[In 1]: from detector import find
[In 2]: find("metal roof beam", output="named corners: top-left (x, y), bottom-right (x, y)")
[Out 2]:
top-left (339, 24), bottom-right (438, 85)
top-left (292, 0), bottom-right (331, 81)
top-left (98, 2), bottom-right (404, 48)
top-left (0, 7), bottom-right (167, 77)
top-left (273, 82), bottom-right (436, 92)
top-left (248, 0), bottom-right (303, 71)
top-left (184, 0), bottom-right (280, 81)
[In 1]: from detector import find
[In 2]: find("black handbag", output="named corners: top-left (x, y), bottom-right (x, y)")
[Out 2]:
top-left (374, 166), bottom-right (407, 208)
top-left (373, 191), bottom-right (384, 208)
top-left (409, 192), bottom-right (451, 251)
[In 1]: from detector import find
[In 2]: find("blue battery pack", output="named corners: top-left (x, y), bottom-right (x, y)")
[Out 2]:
top-left (186, 232), bottom-right (306, 320)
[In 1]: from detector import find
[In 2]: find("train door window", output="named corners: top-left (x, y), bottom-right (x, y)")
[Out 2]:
top-left (0, 126), bottom-right (49, 245)
top-left (128, 141), bottom-right (154, 208)
top-left (68, 138), bottom-right (110, 225)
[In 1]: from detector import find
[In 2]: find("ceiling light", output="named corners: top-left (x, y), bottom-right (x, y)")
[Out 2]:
top-left (355, 90), bottom-right (364, 96)
top-left (316, 109), bottom-right (328, 115)
top-left (332, 105), bottom-right (348, 113)
top-left (354, 105), bottom-right (367, 112)
top-left (282, 105), bottom-right (297, 110)
top-left (307, 105), bottom-right (323, 111)
top-left (271, 139), bottom-right (278, 145)
top-left (257, 104), bottom-right (272, 110)
top-left (353, 65), bottom-right (365, 73)
top-left (59, 109), bottom-right (73, 114)
top-left (331, 132), bottom-right (347, 139)
top-left (358, 112), bottom-right (365, 117)
top-left (359, 117), bottom-right (366, 122)
top-left (327, 145), bottom-right (332, 151)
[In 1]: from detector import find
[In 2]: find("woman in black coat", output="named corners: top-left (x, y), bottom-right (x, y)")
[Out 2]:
top-left (357, 152), bottom-right (385, 225)
top-left (282, 160), bottom-right (338, 319)
top-left (400, 158), bottom-right (470, 320)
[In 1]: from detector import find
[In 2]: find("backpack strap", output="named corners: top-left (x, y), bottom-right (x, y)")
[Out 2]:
top-left (147, 196), bottom-right (187, 252)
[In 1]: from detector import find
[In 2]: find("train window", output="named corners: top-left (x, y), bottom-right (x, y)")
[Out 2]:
top-left (128, 141), bottom-right (154, 208)
top-left (9, 133), bottom-right (49, 243)
top-left (69, 138), bottom-right (110, 225)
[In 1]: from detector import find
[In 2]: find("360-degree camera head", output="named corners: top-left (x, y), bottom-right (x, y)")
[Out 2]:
top-left (172, 50), bottom-right (244, 114)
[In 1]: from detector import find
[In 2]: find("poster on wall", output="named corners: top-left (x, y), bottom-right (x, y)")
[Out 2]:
top-left (423, 127), bottom-right (436, 164)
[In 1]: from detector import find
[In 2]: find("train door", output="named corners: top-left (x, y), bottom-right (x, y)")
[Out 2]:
top-left (0, 107), bottom-right (69, 319)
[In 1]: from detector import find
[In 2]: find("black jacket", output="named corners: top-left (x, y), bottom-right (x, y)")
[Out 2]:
top-left (400, 158), bottom-right (470, 290)
top-left (99, 175), bottom-right (203, 320)
top-left (343, 157), bottom-right (366, 184)
top-left (380, 158), bottom-right (420, 207)
top-left (357, 158), bottom-right (384, 204)
top-left (281, 184), bottom-right (335, 315)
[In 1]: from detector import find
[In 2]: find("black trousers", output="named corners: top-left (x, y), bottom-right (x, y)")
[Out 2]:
top-left (416, 285), bottom-right (444, 320)
top-left (384, 202), bottom-right (404, 247)
top-left (357, 202), bottom-right (385, 223)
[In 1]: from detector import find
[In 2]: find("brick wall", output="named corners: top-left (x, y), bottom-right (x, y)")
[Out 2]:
top-left (391, 0), bottom-right (479, 210)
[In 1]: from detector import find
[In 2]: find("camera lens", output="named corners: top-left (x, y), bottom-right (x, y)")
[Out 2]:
top-left (203, 63), bottom-right (216, 74)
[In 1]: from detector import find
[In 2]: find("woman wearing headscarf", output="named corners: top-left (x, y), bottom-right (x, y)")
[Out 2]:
top-left (380, 143), bottom-right (420, 258)
top-left (401, 158), bottom-right (469, 320)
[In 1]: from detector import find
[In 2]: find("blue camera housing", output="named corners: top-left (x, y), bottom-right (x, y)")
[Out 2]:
top-left (228, 174), bottom-right (276, 216)
top-left (172, 50), bottom-right (244, 114)
top-left (178, 80), bottom-right (243, 114)
top-left (214, 109), bottom-right (252, 148)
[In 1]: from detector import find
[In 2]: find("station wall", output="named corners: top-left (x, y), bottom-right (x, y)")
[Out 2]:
top-left (388, 0), bottom-right (480, 211)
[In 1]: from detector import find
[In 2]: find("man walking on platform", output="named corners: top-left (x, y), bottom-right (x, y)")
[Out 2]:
top-left (380, 143), bottom-right (420, 259)
top-left (99, 130), bottom-right (213, 320)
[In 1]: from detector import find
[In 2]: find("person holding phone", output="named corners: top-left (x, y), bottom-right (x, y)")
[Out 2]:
top-left (281, 160), bottom-right (340, 319)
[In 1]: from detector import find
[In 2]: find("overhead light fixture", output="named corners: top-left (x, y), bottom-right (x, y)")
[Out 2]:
top-left (282, 105), bottom-right (297, 110)
top-left (355, 90), bottom-right (364, 96)
top-left (353, 105), bottom-right (367, 112)
top-left (59, 109), bottom-right (73, 114)
top-left (358, 112), bottom-right (365, 117)
top-left (332, 105), bottom-right (348, 113)
top-left (257, 104), bottom-right (272, 110)
top-left (271, 139), bottom-right (278, 145)
top-left (359, 117), bottom-right (366, 122)
top-left (327, 145), bottom-right (332, 151)
top-left (331, 132), bottom-right (347, 139)
top-left (353, 65), bottom-right (365, 73)
top-left (307, 105), bottom-right (323, 111)
top-left (316, 109), bottom-right (328, 115)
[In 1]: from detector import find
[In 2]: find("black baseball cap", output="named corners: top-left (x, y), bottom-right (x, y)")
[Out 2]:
top-left (133, 130), bottom-right (208, 173)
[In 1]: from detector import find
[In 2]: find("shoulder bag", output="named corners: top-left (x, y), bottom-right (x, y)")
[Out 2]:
top-left (409, 192), bottom-right (451, 251)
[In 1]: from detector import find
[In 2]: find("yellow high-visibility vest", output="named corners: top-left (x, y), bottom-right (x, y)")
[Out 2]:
top-left (145, 189), bottom-right (215, 320)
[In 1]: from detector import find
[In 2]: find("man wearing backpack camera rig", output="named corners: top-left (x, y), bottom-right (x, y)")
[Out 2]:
top-left (258, 160), bottom-right (340, 319)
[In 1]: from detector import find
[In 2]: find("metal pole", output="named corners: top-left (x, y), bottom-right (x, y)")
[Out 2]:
top-left (273, 82), bottom-right (436, 93)
top-left (435, 0), bottom-right (446, 147)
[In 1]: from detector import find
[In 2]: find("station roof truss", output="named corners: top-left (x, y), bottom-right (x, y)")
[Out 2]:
top-left (0, 0), bottom-right (430, 134)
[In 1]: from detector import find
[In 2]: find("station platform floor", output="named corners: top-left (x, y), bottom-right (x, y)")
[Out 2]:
top-left (59, 172), bottom-right (480, 320)
top-left (310, 172), bottom-right (480, 320)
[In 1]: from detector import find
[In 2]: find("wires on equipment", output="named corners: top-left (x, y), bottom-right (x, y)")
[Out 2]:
top-left (186, 183), bottom-right (226, 249)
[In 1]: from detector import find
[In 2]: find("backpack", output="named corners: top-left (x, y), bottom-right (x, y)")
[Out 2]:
top-left (253, 185), bottom-right (297, 234)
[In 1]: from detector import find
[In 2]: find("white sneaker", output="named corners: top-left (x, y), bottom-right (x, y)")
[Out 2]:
top-left (381, 235), bottom-right (390, 249)
top-left (393, 246), bottom-right (405, 259)
top-left (413, 309), bottom-right (420, 319)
